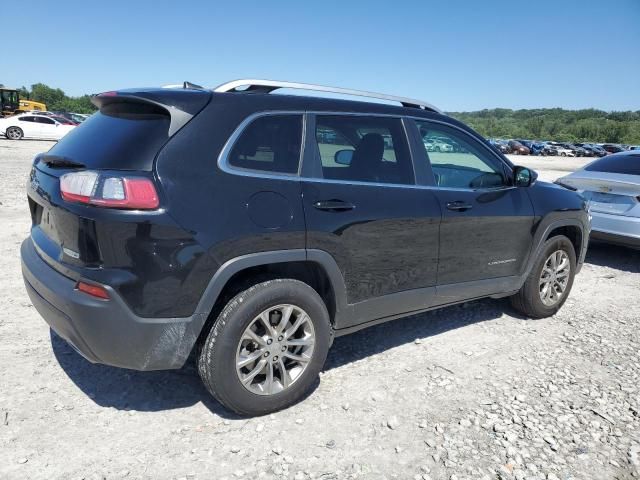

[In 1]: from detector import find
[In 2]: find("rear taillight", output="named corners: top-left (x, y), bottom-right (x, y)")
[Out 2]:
top-left (60, 171), bottom-right (159, 209)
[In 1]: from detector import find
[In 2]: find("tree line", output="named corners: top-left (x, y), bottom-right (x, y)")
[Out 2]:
top-left (448, 108), bottom-right (640, 145)
top-left (16, 83), bottom-right (97, 114)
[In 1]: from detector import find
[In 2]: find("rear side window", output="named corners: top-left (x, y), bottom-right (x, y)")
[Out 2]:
top-left (46, 102), bottom-right (171, 171)
top-left (585, 154), bottom-right (640, 175)
top-left (36, 117), bottom-right (55, 124)
top-left (228, 115), bottom-right (303, 174)
top-left (19, 116), bottom-right (35, 122)
top-left (314, 115), bottom-right (413, 185)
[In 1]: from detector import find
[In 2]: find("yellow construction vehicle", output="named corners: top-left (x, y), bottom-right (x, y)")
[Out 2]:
top-left (1, 87), bottom-right (47, 116)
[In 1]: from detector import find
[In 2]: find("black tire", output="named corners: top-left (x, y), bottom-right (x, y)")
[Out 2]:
top-left (510, 235), bottom-right (576, 319)
top-left (5, 126), bottom-right (23, 140)
top-left (198, 279), bottom-right (332, 416)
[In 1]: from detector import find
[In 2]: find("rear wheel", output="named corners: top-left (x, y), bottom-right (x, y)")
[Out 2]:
top-left (198, 279), bottom-right (332, 416)
top-left (5, 126), bottom-right (23, 140)
top-left (510, 235), bottom-right (576, 318)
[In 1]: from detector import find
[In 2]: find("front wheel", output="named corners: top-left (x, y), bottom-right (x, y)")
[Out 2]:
top-left (510, 235), bottom-right (576, 319)
top-left (198, 279), bottom-right (332, 416)
top-left (5, 126), bottom-right (23, 140)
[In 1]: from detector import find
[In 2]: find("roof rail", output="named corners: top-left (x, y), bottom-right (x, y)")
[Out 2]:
top-left (213, 79), bottom-right (442, 113)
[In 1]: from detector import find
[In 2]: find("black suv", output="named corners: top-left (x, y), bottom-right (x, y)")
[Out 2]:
top-left (21, 80), bottom-right (590, 415)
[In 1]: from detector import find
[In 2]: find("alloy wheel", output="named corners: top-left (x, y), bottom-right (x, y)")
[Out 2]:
top-left (7, 128), bottom-right (21, 140)
top-left (236, 304), bottom-right (315, 395)
top-left (539, 250), bottom-right (571, 307)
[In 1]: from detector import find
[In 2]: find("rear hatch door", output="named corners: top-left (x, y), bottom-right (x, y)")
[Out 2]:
top-left (27, 88), bottom-right (211, 273)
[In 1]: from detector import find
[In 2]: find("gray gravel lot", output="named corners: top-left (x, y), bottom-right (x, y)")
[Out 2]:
top-left (0, 140), bottom-right (638, 480)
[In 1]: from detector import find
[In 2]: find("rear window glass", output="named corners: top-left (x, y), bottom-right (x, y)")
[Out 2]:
top-left (585, 154), bottom-right (640, 175)
top-left (46, 102), bottom-right (171, 171)
top-left (228, 115), bottom-right (303, 174)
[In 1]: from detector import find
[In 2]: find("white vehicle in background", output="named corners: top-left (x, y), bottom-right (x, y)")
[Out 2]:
top-left (424, 137), bottom-right (453, 153)
top-left (556, 151), bottom-right (640, 249)
top-left (0, 113), bottom-right (76, 141)
top-left (550, 145), bottom-right (576, 157)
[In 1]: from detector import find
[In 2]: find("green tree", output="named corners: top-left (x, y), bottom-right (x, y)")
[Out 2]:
top-left (30, 83), bottom-right (66, 108)
top-left (20, 83), bottom-right (97, 113)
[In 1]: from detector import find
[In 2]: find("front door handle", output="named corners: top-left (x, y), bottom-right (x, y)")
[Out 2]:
top-left (446, 201), bottom-right (473, 212)
top-left (313, 200), bottom-right (355, 212)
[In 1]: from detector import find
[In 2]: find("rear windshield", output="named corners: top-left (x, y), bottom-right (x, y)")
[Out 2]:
top-left (585, 154), bottom-right (640, 175)
top-left (46, 102), bottom-right (171, 171)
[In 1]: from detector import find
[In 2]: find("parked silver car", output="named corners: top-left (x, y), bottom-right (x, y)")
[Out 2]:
top-left (557, 151), bottom-right (640, 248)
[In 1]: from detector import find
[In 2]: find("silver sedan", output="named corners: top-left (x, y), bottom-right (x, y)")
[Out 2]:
top-left (556, 151), bottom-right (640, 249)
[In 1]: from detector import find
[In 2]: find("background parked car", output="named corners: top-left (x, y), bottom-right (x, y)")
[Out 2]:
top-left (556, 151), bottom-right (640, 249)
top-left (0, 113), bottom-right (76, 140)
top-left (518, 140), bottom-right (545, 156)
top-left (548, 145), bottom-right (575, 157)
top-left (563, 143), bottom-right (588, 157)
top-left (424, 137), bottom-right (453, 152)
top-left (508, 140), bottom-right (530, 155)
top-left (540, 143), bottom-right (559, 156)
top-left (576, 143), bottom-right (607, 157)
top-left (602, 144), bottom-right (625, 154)
top-left (53, 112), bottom-right (88, 124)
top-left (488, 139), bottom-right (510, 154)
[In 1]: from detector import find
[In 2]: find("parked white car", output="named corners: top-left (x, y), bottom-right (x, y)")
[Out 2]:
top-left (0, 113), bottom-right (76, 141)
top-left (549, 145), bottom-right (576, 157)
top-left (424, 138), bottom-right (453, 153)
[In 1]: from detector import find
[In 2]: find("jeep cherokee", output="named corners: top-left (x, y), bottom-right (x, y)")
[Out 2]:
top-left (21, 79), bottom-right (590, 415)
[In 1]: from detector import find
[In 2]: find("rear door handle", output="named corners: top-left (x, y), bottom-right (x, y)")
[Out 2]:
top-left (446, 201), bottom-right (473, 212)
top-left (313, 200), bottom-right (355, 212)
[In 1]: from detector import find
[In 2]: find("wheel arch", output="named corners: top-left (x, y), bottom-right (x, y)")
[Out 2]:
top-left (545, 224), bottom-right (583, 258)
top-left (192, 249), bottom-right (347, 347)
top-left (524, 217), bottom-right (587, 279)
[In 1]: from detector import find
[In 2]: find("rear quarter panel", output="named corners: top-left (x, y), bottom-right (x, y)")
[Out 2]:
top-left (154, 96), bottom-right (306, 307)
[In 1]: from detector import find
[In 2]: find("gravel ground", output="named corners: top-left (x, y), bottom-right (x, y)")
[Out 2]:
top-left (0, 140), bottom-right (638, 480)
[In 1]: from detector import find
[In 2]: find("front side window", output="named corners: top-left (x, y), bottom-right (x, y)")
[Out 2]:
top-left (228, 114), bottom-right (303, 174)
top-left (314, 115), bottom-right (413, 185)
top-left (415, 120), bottom-right (507, 189)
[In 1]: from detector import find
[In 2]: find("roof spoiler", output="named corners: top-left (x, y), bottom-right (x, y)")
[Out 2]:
top-left (92, 88), bottom-right (211, 136)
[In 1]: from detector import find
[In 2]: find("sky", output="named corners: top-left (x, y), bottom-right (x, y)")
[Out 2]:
top-left (5, 0), bottom-right (640, 112)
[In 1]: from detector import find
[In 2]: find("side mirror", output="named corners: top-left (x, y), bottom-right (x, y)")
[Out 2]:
top-left (334, 149), bottom-right (353, 166)
top-left (513, 166), bottom-right (537, 187)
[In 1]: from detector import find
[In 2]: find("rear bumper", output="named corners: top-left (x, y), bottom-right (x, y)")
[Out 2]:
top-left (590, 211), bottom-right (640, 248)
top-left (21, 238), bottom-right (205, 370)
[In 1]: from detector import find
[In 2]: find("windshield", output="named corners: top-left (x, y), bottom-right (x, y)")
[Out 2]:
top-left (1, 90), bottom-right (18, 106)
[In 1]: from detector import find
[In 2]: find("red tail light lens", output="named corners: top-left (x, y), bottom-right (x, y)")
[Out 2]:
top-left (76, 281), bottom-right (110, 300)
top-left (60, 171), bottom-right (159, 209)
